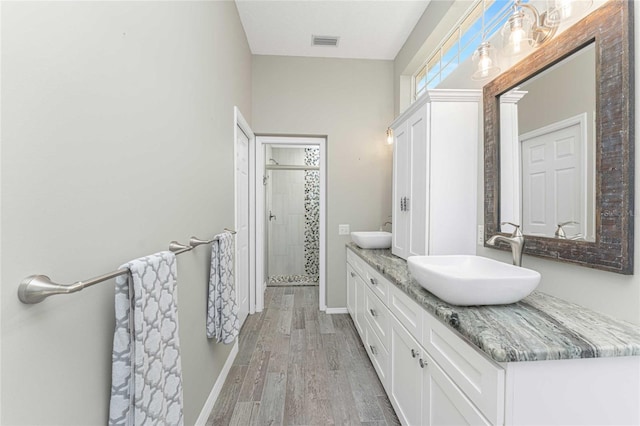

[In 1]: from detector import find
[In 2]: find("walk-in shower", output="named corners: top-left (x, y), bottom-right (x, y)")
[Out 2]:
top-left (264, 146), bottom-right (320, 286)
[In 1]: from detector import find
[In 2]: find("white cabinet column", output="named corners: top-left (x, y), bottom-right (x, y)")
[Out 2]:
top-left (391, 89), bottom-right (481, 259)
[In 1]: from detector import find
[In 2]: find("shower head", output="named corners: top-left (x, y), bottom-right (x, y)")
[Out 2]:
top-left (269, 158), bottom-right (280, 165)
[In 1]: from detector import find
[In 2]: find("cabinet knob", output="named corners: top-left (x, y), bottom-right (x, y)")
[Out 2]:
top-left (369, 345), bottom-right (378, 356)
top-left (419, 358), bottom-right (426, 368)
top-left (369, 278), bottom-right (377, 286)
top-left (350, 272), bottom-right (356, 277)
top-left (369, 308), bottom-right (377, 317)
top-left (411, 349), bottom-right (417, 358)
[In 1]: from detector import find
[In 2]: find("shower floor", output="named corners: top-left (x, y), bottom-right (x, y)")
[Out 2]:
top-left (268, 274), bottom-right (318, 286)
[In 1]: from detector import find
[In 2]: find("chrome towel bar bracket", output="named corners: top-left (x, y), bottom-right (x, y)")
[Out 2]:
top-left (17, 228), bottom-right (237, 304)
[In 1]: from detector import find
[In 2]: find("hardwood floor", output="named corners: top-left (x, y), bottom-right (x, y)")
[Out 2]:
top-left (207, 286), bottom-right (400, 426)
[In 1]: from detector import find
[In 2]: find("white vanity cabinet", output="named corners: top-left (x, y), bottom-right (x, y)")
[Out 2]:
top-left (391, 89), bottom-right (481, 259)
top-left (346, 247), bottom-right (640, 426)
top-left (346, 248), bottom-right (501, 425)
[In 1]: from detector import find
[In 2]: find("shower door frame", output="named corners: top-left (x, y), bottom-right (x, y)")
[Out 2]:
top-left (255, 135), bottom-right (327, 312)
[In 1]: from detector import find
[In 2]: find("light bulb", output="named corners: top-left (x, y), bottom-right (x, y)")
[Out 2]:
top-left (479, 55), bottom-right (493, 78)
top-left (472, 41), bottom-right (500, 81)
top-left (509, 27), bottom-right (526, 54)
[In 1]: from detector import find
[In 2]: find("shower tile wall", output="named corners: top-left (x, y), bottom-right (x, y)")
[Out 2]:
top-left (269, 148), bottom-right (306, 279)
top-left (304, 148), bottom-right (320, 283)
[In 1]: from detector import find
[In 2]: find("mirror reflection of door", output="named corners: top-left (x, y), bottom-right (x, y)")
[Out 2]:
top-left (520, 115), bottom-right (586, 239)
top-left (499, 42), bottom-right (596, 241)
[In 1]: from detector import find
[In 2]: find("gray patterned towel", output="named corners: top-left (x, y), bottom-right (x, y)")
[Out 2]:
top-left (207, 231), bottom-right (239, 343)
top-left (109, 251), bottom-right (184, 426)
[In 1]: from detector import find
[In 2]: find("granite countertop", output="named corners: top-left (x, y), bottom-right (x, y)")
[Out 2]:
top-left (346, 242), bottom-right (640, 363)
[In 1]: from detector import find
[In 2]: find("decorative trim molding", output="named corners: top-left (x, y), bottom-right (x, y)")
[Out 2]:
top-left (391, 89), bottom-right (482, 128)
top-left (194, 341), bottom-right (239, 426)
top-left (325, 307), bottom-right (349, 314)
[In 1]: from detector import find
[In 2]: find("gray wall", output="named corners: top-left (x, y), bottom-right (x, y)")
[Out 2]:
top-left (252, 55), bottom-right (394, 308)
top-left (1, 1), bottom-right (251, 424)
top-left (392, 0), bottom-right (460, 115)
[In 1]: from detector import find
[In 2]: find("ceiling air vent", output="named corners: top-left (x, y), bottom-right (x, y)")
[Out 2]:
top-left (312, 35), bottom-right (339, 47)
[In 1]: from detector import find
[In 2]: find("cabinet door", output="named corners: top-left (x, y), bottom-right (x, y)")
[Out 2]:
top-left (354, 274), bottom-right (366, 338)
top-left (346, 264), bottom-right (357, 317)
top-left (389, 315), bottom-right (423, 425)
top-left (428, 101), bottom-right (478, 255)
top-left (392, 121), bottom-right (409, 258)
top-left (407, 104), bottom-right (429, 257)
top-left (422, 353), bottom-right (491, 426)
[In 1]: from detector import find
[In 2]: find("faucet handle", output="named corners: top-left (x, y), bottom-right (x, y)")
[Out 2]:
top-left (500, 221), bottom-right (523, 238)
top-left (555, 221), bottom-right (580, 239)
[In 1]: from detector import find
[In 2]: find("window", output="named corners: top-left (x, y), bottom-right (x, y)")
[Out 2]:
top-left (413, 0), bottom-right (513, 100)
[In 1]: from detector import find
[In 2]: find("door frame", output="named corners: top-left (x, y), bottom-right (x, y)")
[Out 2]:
top-left (255, 135), bottom-right (327, 312)
top-left (234, 107), bottom-right (256, 316)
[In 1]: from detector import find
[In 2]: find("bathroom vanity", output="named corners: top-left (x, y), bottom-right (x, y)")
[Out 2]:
top-left (346, 244), bottom-right (640, 426)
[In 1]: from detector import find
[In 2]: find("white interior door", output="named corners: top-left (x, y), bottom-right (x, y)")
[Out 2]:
top-left (521, 120), bottom-right (584, 238)
top-left (236, 125), bottom-right (250, 327)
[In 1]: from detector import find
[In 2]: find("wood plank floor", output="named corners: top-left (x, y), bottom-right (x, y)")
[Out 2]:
top-left (207, 286), bottom-right (400, 426)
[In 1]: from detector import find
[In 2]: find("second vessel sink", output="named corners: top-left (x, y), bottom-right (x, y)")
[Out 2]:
top-left (351, 231), bottom-right (392, 249)
top-left (407, 255), bottom-right (541, 306)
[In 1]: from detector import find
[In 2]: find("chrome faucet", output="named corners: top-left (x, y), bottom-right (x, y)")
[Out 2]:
top-left (379, 221), bottom-right (392, 231)
top-left (487, 222), bottom-right (525, 266)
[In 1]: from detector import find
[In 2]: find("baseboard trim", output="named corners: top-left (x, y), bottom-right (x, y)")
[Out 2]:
top-left (325, 307), bottom-right (349, 314)
top-left (194, 340), bottom-right (239, 426)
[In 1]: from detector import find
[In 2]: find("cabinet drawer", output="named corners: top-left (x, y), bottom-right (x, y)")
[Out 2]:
top-left (388, 285), bottom-right (423, 343)
top-left (346, 249), bottom-right (366, 278)
top-left (364, 286), bottom-right (391, 351)
top-left (364, 264), bottom-right (390, 304)
top-left (422, 313), bottom-right (504, 426)
top-left (365, 323), bottom-right (389, 389)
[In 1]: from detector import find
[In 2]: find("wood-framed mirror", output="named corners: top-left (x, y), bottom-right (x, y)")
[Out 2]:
top-left (484, 0), bottom-right (634, 274)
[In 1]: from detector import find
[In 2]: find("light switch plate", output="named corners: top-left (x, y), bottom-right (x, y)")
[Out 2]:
top-left (477, 225), bottom-right (484, 245)
top-left (339, 224), bottom-right (350, 235)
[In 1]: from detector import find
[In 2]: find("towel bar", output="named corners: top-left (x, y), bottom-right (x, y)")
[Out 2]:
top-left (17, 228), bottom-right (237, 304)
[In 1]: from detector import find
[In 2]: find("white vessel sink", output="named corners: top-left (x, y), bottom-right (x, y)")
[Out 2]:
top-left (407, 255), bottom-right (541, 306)
top-left (351, 231), bottom-right (392, 249)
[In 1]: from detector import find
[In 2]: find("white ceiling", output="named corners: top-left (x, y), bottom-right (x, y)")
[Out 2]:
top-left (235, 0), bottom-right (432, 60)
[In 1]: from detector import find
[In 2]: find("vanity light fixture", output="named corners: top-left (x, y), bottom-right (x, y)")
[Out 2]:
top-left (545, 0), bottom-right (593, 26)
top-left (502, 0), bottom-right (558, 55)
top-left (472, 41), bottom-right (501, 81)
top-left (471, 0), bottom-right (592, 80)
top-left (386, 128), bottom-right (394, 145)
top-left (501, 8), bottom-right (534, 56)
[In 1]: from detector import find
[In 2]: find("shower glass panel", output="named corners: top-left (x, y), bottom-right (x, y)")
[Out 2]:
top-left (265, 146), bottom-right (319, 286)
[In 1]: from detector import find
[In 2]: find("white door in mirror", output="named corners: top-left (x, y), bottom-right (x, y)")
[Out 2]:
top-left (407, 255), bottom-right (541, 306)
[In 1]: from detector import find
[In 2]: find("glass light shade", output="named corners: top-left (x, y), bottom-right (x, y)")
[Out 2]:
top-left (386, 128), bottom-right (394, 145)
top-left (472, 42), bottom-right (500, 81)
top-left (546, 0), bottom-right (593, 26)
top-left (501, 10), bottom-right (534, 56)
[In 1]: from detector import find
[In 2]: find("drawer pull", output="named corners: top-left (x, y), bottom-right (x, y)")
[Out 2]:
top-left (369, 344), bottom-right (377, 356)
top-left (419, 358), bottom-right (426, 368)
top-left (411, 349), bottom-right (417, 358)
top-left (369, 308), bottom-right (377, 317)
top-left (350, 272), bottom-right (356, 277)
top-left (369, 278), bottom-right (377, 285)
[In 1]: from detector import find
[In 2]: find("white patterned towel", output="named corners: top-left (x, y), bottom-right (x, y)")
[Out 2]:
top-left (109, 251), bottom-right (184, 426)
top-left (207, 231), bottom-right (239, 343)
